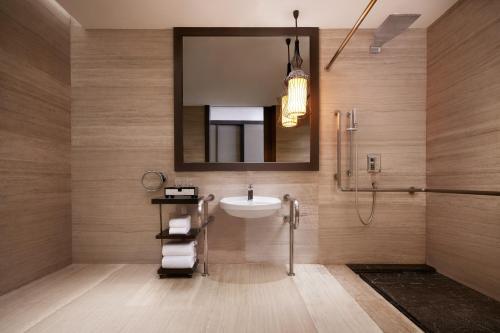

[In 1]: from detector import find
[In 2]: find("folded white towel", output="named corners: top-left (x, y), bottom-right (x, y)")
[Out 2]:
top-left (161, 256), bottom-right (196, 269)
top-left (162, 241), bottom-right (197, 256)
top-left (168, 226), bottom-right (190, 235)
top-left (169, 215), bottom-right (191, 229)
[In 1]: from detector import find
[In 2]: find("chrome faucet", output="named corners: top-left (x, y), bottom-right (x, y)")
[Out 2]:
top-left (248, 184), bottom-right (253, 200)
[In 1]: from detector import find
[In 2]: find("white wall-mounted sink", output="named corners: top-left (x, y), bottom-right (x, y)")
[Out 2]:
top-left (220, 196), bottom-right (281, 219)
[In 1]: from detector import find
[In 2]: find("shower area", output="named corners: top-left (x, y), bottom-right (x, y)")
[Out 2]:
top-left (326, 3), bottom-right (500, 331)
top-left (334, 106), bottom-right (500, 331)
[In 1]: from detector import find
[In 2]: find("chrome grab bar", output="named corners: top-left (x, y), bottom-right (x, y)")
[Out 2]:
top-left (341, 187), bottom-right (500, 196)
top-left (198, 194), bottom-right (214, 220)
top-left (283, 194), bottom-right (299, 276)
top-left (335, 111), bottom-right (343, 188)
top-left (334, 111), bottom-right (500, 196)
top-left (425, 188), bottom-right (500, 196)
top-left (292, 200), bottom-right (299, 229)
top-left (198, 194), bottom-right (215, 276)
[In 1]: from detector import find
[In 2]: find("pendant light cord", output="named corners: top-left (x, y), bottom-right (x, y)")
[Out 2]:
top-left (286, 38), bottom-right (291, 75)
top-left (292, 10), bottom-right (302, 69)
top-left (294, 10), bottom-right (299, 41)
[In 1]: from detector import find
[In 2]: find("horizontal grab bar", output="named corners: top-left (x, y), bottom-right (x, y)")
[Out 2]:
top-left (425, 188), bottom-right (500, 196)
top-left (338, 187), bottom-right (424, 193)
top-left (338, 187), bottom-right (500, 196)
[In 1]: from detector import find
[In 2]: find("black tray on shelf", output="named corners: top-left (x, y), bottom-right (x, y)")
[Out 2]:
top-left (155, 228), bottom-right (201, 240)
top-left (157, 259), bottom-right (199, 278)
top-left (151, 197), bottom-right (202, 205)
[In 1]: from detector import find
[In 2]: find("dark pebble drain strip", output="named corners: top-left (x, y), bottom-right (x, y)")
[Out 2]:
top-left (347, 264), bottom-right (500, 333)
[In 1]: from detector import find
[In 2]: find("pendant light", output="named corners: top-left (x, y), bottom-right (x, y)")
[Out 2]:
top-left (281, 95), bottom-right (297, 127)
top-left (281, 38), bottom-right (298, 128)
top-left (285, 10), bottom-right (309, 117)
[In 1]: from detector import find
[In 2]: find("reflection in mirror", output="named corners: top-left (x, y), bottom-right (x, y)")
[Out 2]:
top-left (182, 36), bottom-right (310, 164)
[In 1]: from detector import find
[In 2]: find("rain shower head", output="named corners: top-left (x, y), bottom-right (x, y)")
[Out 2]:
top-left (370, 14), bottom-right (420, 54)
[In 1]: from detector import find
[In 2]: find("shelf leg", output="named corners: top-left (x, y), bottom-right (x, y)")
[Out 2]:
top-left (159, 204), bottom-right (163, 258)
top-left (202, 226), bottom-right (208, 276)
top-left (288, 219), bottom-right (295, 276)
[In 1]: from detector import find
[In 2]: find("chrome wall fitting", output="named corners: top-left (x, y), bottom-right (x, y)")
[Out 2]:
top-left (141, 170), bottom-right (167, 192)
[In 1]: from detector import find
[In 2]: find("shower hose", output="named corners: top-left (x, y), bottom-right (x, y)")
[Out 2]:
top-left (354, 143), bottom-right (377, 225)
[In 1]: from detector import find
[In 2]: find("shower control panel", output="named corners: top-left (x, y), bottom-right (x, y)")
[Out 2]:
top-left (367, 154), bottom-right (381, 173)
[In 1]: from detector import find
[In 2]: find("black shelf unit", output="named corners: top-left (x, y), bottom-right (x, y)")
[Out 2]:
top-left (151, 196), bottom-right (213, 278)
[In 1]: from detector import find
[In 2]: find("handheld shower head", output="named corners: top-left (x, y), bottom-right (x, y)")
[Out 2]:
top-left (347, 108), bottom-right (358, 131)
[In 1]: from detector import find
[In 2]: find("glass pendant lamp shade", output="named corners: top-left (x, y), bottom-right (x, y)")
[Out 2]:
top-left (278, 37), bottom-right (297, 128)
top-left (282, 114), bottom-right (298, 127)
top-left (286, 70), bottom-right (308, 116)
top-left (280, 94), bottom-right (298, 128)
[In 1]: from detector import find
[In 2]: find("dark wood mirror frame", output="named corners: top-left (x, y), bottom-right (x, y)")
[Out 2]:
top-left (174, 27), bottom-right (319, 171)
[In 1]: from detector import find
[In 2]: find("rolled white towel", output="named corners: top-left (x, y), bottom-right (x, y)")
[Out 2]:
top-left (162, 241), bottom-right (197, 256)
top-left (169, 215), bottom-right (191, 229)
top-left (161, 256), bottom-right (196, 269)
top-left (168, 226), bottom-right (190, 235)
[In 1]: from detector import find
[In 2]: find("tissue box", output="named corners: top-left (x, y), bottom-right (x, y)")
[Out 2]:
top-left (164, 186), bottom-right (198, 198)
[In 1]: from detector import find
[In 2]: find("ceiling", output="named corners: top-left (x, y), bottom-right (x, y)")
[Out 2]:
top-left (56, 0), bottom-right (457, 29)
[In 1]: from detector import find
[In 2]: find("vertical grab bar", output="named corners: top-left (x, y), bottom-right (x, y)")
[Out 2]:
top-left (283, 194), bottom-right (299, 276)
top-left (198, 194), bottom-right (214, 277)
top-left (335, 111), bottom-right (343, 189)
top-left (203, 200), bottom-right (209, 276)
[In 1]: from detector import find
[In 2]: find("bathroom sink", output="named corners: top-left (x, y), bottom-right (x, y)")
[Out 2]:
top-left (220, 196), bottom-right (281, 219)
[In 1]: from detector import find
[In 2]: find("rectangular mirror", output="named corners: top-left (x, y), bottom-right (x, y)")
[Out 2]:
top-left (174, 28), bottom-right (319, 171)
